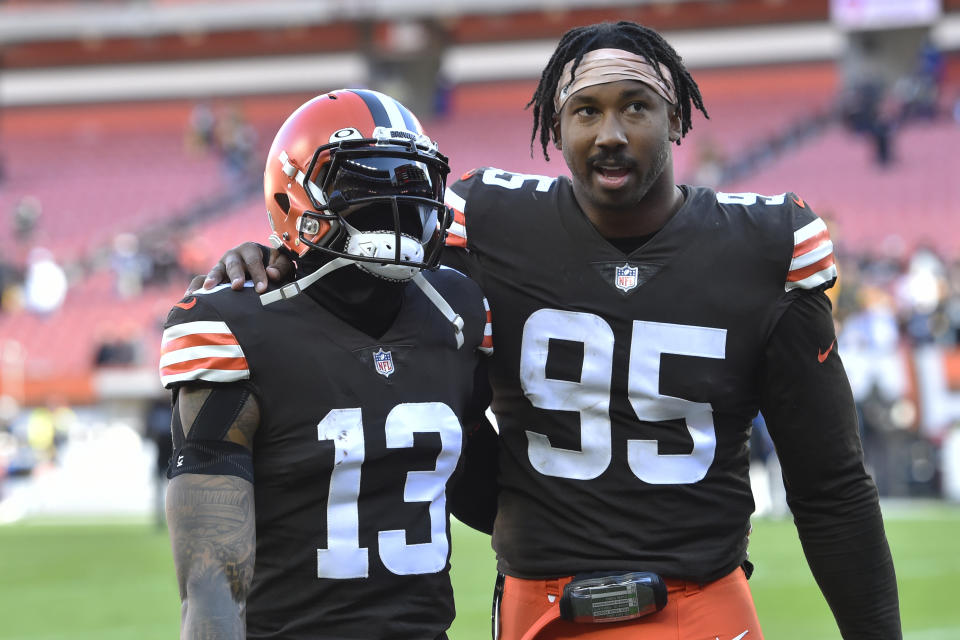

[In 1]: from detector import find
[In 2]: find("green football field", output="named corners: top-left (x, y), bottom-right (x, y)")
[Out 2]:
top-left (1, 502), bottom-right (958, 639)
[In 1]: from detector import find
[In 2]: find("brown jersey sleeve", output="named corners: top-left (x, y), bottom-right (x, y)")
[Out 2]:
top-left (760, 291), bottom-right (901, 639)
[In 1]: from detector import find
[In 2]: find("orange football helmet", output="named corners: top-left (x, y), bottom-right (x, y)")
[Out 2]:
top-left (263, 89), bottom-right (451, 281)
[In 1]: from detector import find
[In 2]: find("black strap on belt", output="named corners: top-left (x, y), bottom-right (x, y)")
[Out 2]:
top-left (492, 572), bottom-right (505, 640)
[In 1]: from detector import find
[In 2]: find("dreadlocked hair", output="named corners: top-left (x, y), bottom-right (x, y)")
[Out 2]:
top-left (527, 21), bottom-right (708, 160)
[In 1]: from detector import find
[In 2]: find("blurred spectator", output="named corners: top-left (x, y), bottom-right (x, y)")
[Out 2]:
top-left (894, 247), bottom-right (948, 345)
top-left (141, 231), bottom-right (185, 287)
top-left (691, 137), bottom-right (725, 188)
top-left (0, 395), bottom-right (19, 501)
top-left (896, 38), bottom-right (944, 121)
top-left (25, 400), bottom-right (74, 465)
top-left (185, 102), bottom-right (257, 191)
top-left (749, 412), bottom-right (787, 517)
top-left (110, 232), bottom-right (151, 298)
top-left (11, 195), bottom-right (42, 243)
top-left (0, 257), bottom-right (24, 314)
top-left (185, 102), bottom-right (217, 155)
top-left (215, 106), bottom-right (257, 188)
top-left (827, 238), bottom-right (960, 498)
top-left (144, 397), bottom-right (173, 529)
top-left (945, 259), bottom-right (960, 344)
top-left (93, 322), bottom-right (143, 367)
top-left (23, 247), bottom-right (67, 315)
top-left (840, 285), bottom-right (900, 354)
top-left (840, 80), bottom-right (895, 166)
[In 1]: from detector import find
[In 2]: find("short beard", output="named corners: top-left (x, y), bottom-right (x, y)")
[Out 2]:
top-left (628, 136), bottom-right (671, 209)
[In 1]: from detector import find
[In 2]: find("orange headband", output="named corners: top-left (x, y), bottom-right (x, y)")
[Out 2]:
top-left (553, 48), bottom-right (677, 112)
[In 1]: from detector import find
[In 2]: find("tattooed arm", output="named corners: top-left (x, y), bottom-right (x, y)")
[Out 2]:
top-left (166, 386), bottom-right (260, 639)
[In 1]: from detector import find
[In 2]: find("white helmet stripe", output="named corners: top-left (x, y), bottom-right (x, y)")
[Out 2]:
top-left (378, 90), bottom-right (414, 131)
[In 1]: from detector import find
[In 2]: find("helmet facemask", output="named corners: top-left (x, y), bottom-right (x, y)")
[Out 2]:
top-left (297, 131), bottom-right (451, 281)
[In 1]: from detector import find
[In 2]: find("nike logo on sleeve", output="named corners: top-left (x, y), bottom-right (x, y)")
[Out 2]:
top-left (817, 339), bottom-right (836, 363)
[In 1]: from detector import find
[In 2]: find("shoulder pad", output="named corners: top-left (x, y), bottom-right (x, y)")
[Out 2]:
top-left (714, 191), bottom-right (837, 292)
top-left (444, 167), bottom-right (558, 250)
top-left (786, 208), bottom-right (837, 292)
top-left (778, 193), bottom-right (837, 292)
top-left (159, 283), bottom-right (255, 388)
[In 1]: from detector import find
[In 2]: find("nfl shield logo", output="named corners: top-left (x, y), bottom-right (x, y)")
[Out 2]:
top-left (373, 348), bottom-right (395, 377)
top-left (615, 264), bottom-right (639, 292)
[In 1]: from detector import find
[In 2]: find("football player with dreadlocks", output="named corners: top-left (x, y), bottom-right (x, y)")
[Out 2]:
top-left (161, 90), bottom-right (493, 639)
top-left (194, 21), bottom-right (900, 640)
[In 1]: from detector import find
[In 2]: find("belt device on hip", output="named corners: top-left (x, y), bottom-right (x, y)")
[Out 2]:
top-left (558, 571), bottom-right (667, 623)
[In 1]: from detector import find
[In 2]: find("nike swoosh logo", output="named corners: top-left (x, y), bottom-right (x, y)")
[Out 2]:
top-left (714, 632), bottom-right (750, 640)
top-left (175, 297), bottom-right (197, 310)
top-left (791, 194), bottom-right (805, 208)
top-left (817, 339), bottom-right (836, 363)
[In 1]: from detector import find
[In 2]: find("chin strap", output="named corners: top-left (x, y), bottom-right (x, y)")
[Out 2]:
top-left (259, 257), bottom-right (354, 306)
top-left (412, 272), bottom-right (464, 349)
top-left (258, 257), bottom-right (465, 350)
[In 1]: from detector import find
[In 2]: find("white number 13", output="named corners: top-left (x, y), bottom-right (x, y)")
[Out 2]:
top-left (315, 402), bottom-right (461, 579)
top-left (521, 309), bottom-right (726, 484)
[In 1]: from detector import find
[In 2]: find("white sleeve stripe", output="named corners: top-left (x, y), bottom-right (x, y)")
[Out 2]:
top-left (160, 368), bottom-right (250, 386)
top-left (790, 240), bottom-right (834, 271)
top-left (162, 321), bottom-right (234, 344)
top-left (444, 187), bottom-right (466, 212)
top-left (785, 265), bottom-right (838, 291)
top-left (484, 326), bottom-right (492, 336)
top-left (448, 220), bottom-right (466, 238)
top-left (478, 345), bottom-right (494, 355)
top-left (483, 298), bottom-right (490, 311)
top-left (794, 217), bottom-right (827, 245)
top-left (159, 344), bottom-right (246, 368)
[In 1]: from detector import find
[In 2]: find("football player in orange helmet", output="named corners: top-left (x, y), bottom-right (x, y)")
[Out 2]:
top-left (162, 90), bottom-right (493, 639)
top-left (257, 89), bottom-right (465, 339)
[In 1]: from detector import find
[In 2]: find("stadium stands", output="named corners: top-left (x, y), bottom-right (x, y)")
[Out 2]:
top-left (0, 59), bottom-right (957, 406)
top-left (723, 118), bottom-right (960, 258)
top-left (0, 126), bottom-right (223, 265)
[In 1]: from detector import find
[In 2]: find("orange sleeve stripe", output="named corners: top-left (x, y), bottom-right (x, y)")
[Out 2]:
top-left (453, 208), bottom-right (465, 225)
top-left (161, 332), bottom-right (240, 354)
top-left (481, 335), bottom-right (494, 348)
top-left (445, 234), bottom-right (467, 248)
top-left (792, 229), bottom-right (830, 258)
top-left (788, 254), bottom-right (836, 281)
top-left (160, 356), bottom-right (249, 376)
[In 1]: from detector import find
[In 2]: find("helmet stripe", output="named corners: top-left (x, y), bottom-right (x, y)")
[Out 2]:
top-left (392, 97), bottom-right (422, 132)
top-left (351, 89), bottom-right (392, 128)
top-left (351, 89), bottom-right (420, 133)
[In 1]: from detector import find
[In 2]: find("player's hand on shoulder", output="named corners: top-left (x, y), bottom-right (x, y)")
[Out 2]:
top-left (185, 242), bottom-right (295, 295)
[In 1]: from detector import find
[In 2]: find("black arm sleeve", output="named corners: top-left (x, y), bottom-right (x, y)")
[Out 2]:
top-left (448, 356), bottom-right (497, 535)
top-left (448, 415), bottom-right (499, 535)
top-left (760, 291), bottom-right (901, 639)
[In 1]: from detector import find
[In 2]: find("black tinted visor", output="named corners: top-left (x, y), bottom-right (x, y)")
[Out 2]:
top-left (326, 155), bottom-right (437, 202)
